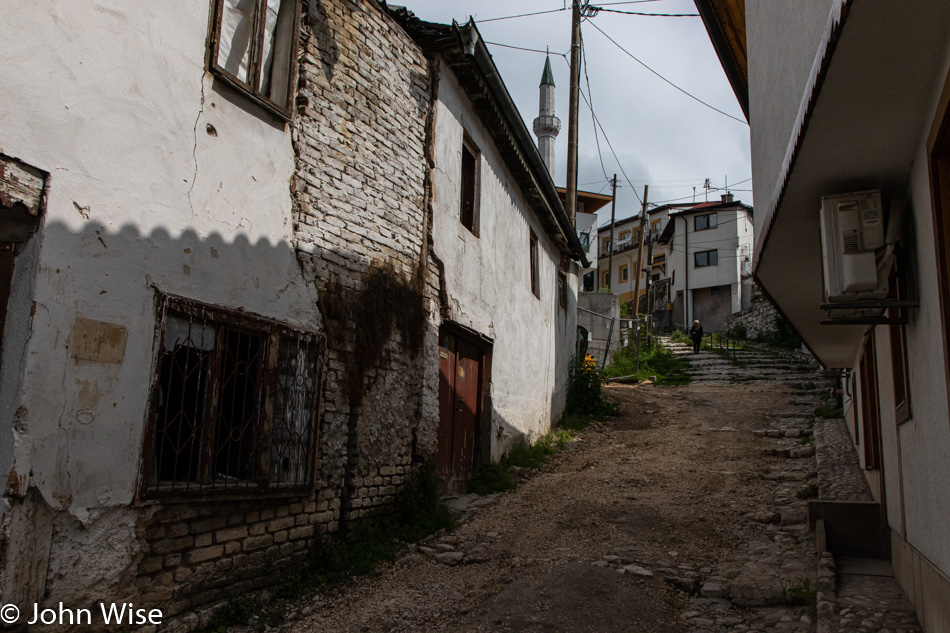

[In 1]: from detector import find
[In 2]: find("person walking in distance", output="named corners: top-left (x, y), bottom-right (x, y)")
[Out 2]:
top-left (689, 320), bottom-right (704, 354)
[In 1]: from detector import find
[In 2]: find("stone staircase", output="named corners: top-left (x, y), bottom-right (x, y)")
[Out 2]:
top-left (661, 336), bottom-right (820, 386)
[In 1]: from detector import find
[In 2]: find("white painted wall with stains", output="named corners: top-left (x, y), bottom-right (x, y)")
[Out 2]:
top-left (0, 0), bottom-right (321, 610)
top-left (431, 61), bottom-right (576, 457)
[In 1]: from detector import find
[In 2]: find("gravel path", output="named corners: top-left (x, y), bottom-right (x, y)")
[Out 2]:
top-left (273, 344), bottom-right (830, 633)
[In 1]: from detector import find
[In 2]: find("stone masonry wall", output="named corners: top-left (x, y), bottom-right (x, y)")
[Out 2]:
top-left (725, 294), bottom-right (780, 339)
top-left (291, 0), bottom-right (440, 524)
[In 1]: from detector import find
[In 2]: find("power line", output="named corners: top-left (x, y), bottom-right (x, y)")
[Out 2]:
top-left (478, 8), bottom-right (567, 23)
top-left (585, 20), bottom-right (747, 124)
top-left (596, 8), bottom-right (700, 17)
top-left (484, 41), bottom-right (567, 56)
top-left (581, 31), bottom-right (610, 181)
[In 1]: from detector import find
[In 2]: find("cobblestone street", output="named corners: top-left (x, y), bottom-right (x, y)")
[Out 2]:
top-left (271, 341), bottom-right (923, 633)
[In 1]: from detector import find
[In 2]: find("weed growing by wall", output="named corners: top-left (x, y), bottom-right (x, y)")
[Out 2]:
top-left (566, 354), bottom-right (614, 415)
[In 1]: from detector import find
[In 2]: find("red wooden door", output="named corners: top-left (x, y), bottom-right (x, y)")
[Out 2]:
top-left (437, 331), bottom-right (482, 493)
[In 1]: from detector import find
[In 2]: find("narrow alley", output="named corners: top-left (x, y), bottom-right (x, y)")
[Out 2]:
top-left (262, 343), bottom-right (919, 633)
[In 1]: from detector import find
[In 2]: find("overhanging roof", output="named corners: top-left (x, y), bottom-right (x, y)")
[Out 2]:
top-left (387, 7), bottom-right (589, 266)
top-left (694, 0), bottom-right (748, 121)
top-left (752, 0), bottom-right (950, 368)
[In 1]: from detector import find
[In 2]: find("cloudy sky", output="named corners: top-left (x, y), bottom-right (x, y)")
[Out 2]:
top-left (397, 0), bottom-right (752, 225)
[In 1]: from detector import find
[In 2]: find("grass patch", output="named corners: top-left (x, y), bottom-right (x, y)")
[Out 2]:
top-left (784, 577), bottom-right (818, 609)
top-left (470, 429), bottom-right (576, 495)
top-left (603, 344), bottom-right (691, 385)
top-left (796, 483), bottom-right (819, 500)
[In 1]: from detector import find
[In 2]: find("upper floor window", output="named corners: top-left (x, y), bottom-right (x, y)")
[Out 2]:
top-left (460, 137), bottom-right (480, 235)
top-left (650, 219), bottom-right (661, 234)
top-left (694, 249), bottom-right (718, 267)
top-left (694, 213), bottom-right (718, 231)
top-left (529, 229), bottom-right (540, 298)
top-left (208, 0), bottom-right (301, 119)
top-left (619, 264), bottom-right (629, 283)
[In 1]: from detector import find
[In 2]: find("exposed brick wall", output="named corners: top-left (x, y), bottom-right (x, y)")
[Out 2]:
top-left (291, 0), bottom-right (439, 524)
top-left (135, 494), bottom-right (338, 628)
top-left (130, 5), bottom-right (444, 627)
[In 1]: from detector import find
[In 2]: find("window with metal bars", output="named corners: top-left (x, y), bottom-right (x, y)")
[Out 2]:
top-left (207, 0), bottom-right (301, 119)
top-left (142, 295), bottom-right (322, 496)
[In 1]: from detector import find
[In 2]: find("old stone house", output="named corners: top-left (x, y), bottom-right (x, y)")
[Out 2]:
top-left (0, 0), bottom-right (584, 629)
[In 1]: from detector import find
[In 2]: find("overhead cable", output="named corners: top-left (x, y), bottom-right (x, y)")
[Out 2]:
top-left (585, 20), bottom-right (747, 124)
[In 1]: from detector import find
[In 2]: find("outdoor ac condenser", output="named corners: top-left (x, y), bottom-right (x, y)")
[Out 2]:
top-left (819, 190), bottom-right (889, 302)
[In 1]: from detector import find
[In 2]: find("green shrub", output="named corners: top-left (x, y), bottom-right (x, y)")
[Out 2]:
top-left (469, 429), bottom-right (577, 495)
top-left (566, 354), bottom-right (616, 415)
top-left (796, 483), bottom-right (819, 500)
top-left (725, 323), bottom-right (747, 339)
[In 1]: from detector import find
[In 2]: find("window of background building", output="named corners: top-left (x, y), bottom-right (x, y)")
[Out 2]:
top-left (694, 249), bottom-right (719, 267)
top-left (694, 213), bottom-right (718, 231)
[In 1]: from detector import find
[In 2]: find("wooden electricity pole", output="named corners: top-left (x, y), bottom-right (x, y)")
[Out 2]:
top-left (631, 185), bottom-right (649, 316)
top-left (606, 174), bottom-right (617, 290)
top-left (564, 0), bottom-right (582, 226)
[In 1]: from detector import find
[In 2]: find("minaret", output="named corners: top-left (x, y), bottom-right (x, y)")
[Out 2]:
top-left (533, 55), bottom-right (560, 179)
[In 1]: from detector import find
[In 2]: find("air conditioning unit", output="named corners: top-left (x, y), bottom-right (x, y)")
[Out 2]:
top-left (819, 190), bottom-right (889, 302)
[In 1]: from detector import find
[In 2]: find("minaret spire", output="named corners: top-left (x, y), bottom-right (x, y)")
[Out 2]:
top-left (533, 54), bottom-right (560, 179)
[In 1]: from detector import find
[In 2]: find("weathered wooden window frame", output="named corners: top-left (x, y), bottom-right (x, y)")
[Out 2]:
top-left (459, 135), bottom-right (480, 235)
top-left (529, 229), bottom-right (540, 299)
top-left (140, 294), bottom-right (323, 499)
top-left (206, 0), bottom-right (302, 120)
top-left (558, 271), bottom-right (568, 310)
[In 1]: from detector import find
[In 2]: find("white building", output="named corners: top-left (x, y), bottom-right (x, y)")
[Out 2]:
top-left (410, 16), bottom-right (588, 479)
top-left (657, 195), bottom-right (754, 331)
top-left (698, 0), bottom-right (950, 627)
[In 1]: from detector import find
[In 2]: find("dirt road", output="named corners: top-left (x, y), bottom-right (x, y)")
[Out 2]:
top-left (285, 347), bottom-right (824, 633)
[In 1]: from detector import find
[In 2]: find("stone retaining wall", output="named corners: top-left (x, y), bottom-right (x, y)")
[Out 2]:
top-left (725, 297), bottom-right (780, 338)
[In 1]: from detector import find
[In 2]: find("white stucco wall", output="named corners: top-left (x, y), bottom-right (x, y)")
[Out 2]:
top-left (0, 0), bottom-right (321, 525)
top-left (431, 62), bottom-right (575, 452)
top-left (891, 46), bottom-right (950, 574)
top-left (836, 40), bottom-right (950, 582)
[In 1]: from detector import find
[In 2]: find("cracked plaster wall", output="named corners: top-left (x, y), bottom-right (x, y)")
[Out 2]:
top-left (0, 0), bottom-right (321, 614)
top-left (431, 60), bottom-right (576, 457)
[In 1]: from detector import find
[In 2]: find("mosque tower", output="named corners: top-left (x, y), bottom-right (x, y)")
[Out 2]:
top-left (532, 55), bottom-right (560, 179)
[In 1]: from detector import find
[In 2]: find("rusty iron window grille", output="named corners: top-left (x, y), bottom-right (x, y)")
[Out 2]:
top-left (206, 0), bottom-right (302, 120)
top-left (142, 294), bottom-right (323, 497)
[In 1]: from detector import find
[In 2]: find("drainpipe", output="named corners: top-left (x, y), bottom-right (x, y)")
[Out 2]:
top-left (683, 214), bottom-right (689, 328)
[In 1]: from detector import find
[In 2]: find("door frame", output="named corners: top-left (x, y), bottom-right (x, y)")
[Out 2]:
top-left (437, 322), bottom-right (492, 492)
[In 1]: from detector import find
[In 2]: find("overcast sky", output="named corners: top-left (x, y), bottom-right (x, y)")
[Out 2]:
top-left (397, 0), bottom-right (752, 225)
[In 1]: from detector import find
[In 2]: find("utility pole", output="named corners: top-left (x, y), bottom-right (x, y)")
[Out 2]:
top-left (564, 0), bottom-right (582, 226)
top-left (606, 174), bottom-right (617, 290)
top-left (631, 185), bottom-right (649, 317)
